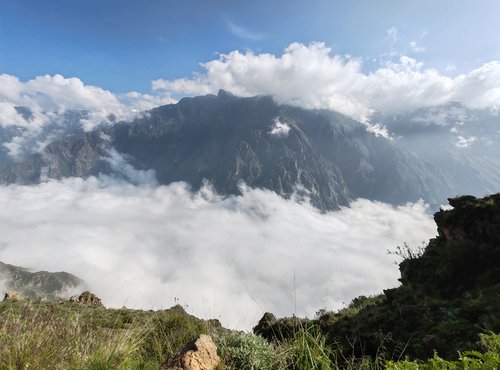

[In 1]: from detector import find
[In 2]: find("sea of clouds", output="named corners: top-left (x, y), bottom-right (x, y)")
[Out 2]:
top-left (0, 176), bottom-right (436, 329)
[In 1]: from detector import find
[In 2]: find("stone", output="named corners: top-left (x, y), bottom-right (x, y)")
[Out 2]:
top-left (253, 312), bottom-right (277, 339)
top-left (3, 290), bottom-right (20, 301)
top-left (159, 334), bottom-right (220, 370)
top-left (69, 291), bottom-right (103, 306)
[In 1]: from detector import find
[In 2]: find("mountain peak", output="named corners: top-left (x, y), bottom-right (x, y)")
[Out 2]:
top-left (0, 93), bottom-right (455, 209)
top-left (217, 89), bottom-right (236, 99)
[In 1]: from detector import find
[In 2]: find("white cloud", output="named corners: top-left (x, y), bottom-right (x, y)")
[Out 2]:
top-left (153, 42), bottom-right (500, 124)
top-left (410, 105), bottom-right (469, 126)
top-left (103, 149), bottom-right (158, 186)
top-left (226, 21), bottom-right (265, 40)
top-left (445, 64), bottom-right (457, 73)
top-left (456, 135), bottom-right (477, 148)
top-left (0, 177), bottom-right (436, 330)
top-left (0, 102), bottom-right (27, 127)
top-left (0, 74), bottom-right (175, 128)
top-left (387, 27), bottom-right (398, 43)
top-left (0, 74), bottom-right (175, 158)
top-left (409, 41), bottom-right (426, 53)
top-left (269, 117), bottom-right (291, 137)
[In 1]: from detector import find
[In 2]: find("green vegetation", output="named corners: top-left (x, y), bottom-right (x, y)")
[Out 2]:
top-left (257, 194), bottom-right (500, 362)
top-left (386, 333), bottom-right (500, 369)
top-left (0, 301), bottom-right (216, 369)
top-left (0, 299), bottom-right (498, 369)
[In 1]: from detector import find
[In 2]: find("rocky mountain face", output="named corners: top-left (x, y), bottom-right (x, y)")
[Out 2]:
top-left (0, 261), bottom-right (83, 301)
top-left (0, 91), bottom-right (455, 210)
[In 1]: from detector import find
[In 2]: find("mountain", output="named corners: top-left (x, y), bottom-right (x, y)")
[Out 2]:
top-left (0, 108), bottom-right (107, 171)
top-left (0, 90), bottom-right (456, 210)
top-left (378, 103), bottom-right (500, 198)
top-left (0, 261), bottom-right (83, 301)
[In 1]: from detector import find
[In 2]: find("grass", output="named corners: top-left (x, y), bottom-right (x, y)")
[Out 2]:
top-left (0, 300), bottom-right (213, 370)
top-left (0, 299), bottom-right (498, 369)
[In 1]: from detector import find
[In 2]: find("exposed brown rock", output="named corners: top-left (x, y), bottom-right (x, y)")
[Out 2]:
top-left (3, 290), bottom-right (20, 301)
top-left (159, 334), bottom-right (220, 370)
top-left (69, 291), bottom-right (103, 306)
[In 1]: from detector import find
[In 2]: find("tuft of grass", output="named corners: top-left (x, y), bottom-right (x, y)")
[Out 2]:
top-left (0, 301), bottom-right (144, 369)
top-left (284, 325), bottom-right (333, 370)
top-left (386, 333), bottom-right (500, 369)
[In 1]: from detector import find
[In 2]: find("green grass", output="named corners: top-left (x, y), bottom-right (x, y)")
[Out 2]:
top-left (0, 301), bottom-right (213, 370)
top-left (0, 300), bottom-right (498, 369)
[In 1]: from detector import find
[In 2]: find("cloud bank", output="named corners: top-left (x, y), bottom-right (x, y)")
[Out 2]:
top-left (0, 74), bottom-right (174, 130)
top-left (0, 74), bottom-right (175, 159)
top-left (153, 42), bottom-right (500, 122)
top-left (0, 177), bottom-right (436, 329)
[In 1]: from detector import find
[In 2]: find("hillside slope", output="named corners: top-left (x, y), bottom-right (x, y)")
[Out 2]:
top-left (255, 193), bottom-right (500, 360)
top-left (0, 261), bottom-right (83, 300)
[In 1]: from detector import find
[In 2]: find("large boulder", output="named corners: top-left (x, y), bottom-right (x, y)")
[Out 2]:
top-left (3, 290), bottom-right (20, 301)
top-left (159, 334), bottom-right (220, 370)
top-left (69, 291), bottom-right (103, 306)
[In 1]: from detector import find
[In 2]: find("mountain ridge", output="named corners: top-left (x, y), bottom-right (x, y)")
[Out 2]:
top-left (0, 91), bottom-right (456, 210)
top-left (0, 261), bottom-right (84, 301)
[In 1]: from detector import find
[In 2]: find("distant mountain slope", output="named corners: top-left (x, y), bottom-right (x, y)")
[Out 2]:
top-left (0, 91), bottom-right (455, 210)
top-left (0, 108), bottom-right (105, 171)
top-left (0, 261), bottom-right (83, 301)
top-left (379, 103), bottom-right (500, 198)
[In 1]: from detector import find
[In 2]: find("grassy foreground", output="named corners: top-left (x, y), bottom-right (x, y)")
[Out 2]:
top-left (0, 298), bottom-right (498, 370)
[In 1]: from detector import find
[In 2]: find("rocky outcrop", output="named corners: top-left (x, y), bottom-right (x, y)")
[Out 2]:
top-left (69, 291), bottom-right (103, 306)
top-left (3, 290), bottom-right (20, 301)
top-left (256, 194), bottom-right (500, 360)
top-left (159, 334), bottom-right (220, 370)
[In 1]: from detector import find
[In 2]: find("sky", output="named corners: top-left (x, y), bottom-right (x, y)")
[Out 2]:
top-left (1, 0), bottom-right (500, 93)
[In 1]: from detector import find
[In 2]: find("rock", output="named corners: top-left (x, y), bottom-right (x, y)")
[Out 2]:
top-left (159, 334), bottom-right (220, 370)
top-left (253, 312), bottom-right (277, 339)
top-left (69, 291), bottom-right (103, 306)
top-left (3, 290), bottom-right (20, 301)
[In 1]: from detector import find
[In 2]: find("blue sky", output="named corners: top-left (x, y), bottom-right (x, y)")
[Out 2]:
top-left (1, 0), bottom-right (499, 93)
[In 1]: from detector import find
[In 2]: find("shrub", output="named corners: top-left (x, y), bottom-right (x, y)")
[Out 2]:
top-left (217, 331), bottom-right (280, 370)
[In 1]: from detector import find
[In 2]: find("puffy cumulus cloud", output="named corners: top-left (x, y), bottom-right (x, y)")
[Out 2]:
top-left (269, 117), bottom-right (291, 137)
top-left (456, 135), bottom-right (478, 148)
top-left (0, 102), bottom-right (27, 127)
top-left (0, 73), bottom-right (175, 158)
top-left (0, 74), bottom-right (176, 128)
top-left (0, 177), bottom-right (436, 329)
top-left (153, 42), bottom-right (500, 123)
top-left (409, 41), bottom-right (426, 53)
top-left (153, 43), bottom-right (373, 122)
